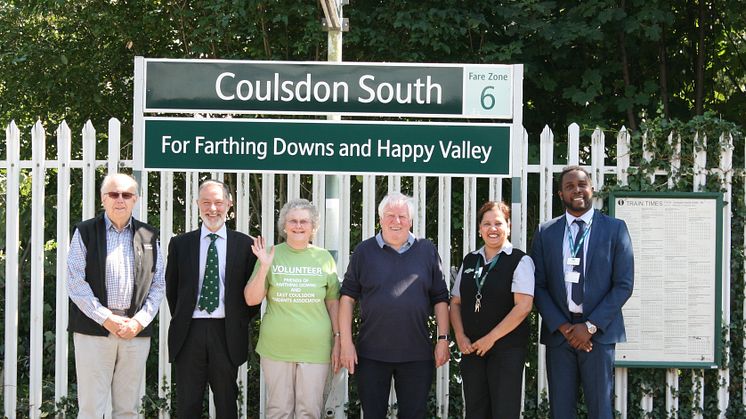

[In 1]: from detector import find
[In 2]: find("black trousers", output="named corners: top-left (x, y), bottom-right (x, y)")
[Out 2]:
top-left (356, 357), bottom-right (434, 419)
top-left (460, 346), bottom-right (527, 419)
top-left (174, 319), bottom-right (238, 419)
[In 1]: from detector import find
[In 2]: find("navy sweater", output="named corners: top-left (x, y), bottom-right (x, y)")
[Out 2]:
top-left (341, 236), bottom-right (449, 362)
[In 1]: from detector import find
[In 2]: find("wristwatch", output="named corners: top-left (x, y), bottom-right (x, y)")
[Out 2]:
top-left (437, 334), bottom-right (449, 341)
top-left (585, 321), bottom-right (597, 334)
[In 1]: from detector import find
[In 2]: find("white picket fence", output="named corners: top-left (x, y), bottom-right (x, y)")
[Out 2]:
top-left (1, 119), bottom-right (739, 418)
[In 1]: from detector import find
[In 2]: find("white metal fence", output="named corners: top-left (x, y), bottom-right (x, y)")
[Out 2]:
top-left (1, 119), bottom-right (739, 418)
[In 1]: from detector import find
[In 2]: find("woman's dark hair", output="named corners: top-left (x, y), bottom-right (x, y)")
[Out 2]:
top-left (477, 201), bottom-right (511, 227)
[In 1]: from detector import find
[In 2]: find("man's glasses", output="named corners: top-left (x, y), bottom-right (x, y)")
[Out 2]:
top-left (105, 191), bottom-right (135, 200)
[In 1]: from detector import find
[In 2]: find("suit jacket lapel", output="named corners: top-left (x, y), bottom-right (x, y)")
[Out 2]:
top-left (188, 229), bottom-right (202, 302)
top-left (585, 210), bottom-right (602, 273)
top-left (224, 229), bottom-right (236, 297)
top-left (549, 218), bottom-right (567, 295)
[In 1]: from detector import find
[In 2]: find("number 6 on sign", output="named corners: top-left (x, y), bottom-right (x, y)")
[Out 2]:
top-left (481, 86), bottom-right (496, 110)
top-left (462, 65), bottom-right (513, 118)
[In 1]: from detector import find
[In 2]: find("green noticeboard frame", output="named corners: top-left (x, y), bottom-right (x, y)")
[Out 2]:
top-left (610, 191), bottom-right (723, 368)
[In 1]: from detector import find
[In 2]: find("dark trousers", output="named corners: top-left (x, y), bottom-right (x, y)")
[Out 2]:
top-left (356, 357), bottom-right (434, 419)
top-left (174, 319), bottom-right (238, 419)
top-left (460, 346), bottom-right (527, 419)
top-left (546, 339), bottom-right (616, 419)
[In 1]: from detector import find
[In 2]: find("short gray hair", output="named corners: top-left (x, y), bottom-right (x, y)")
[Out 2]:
top-left (198, 179), bottom-right (233, 202)
top-left (100, 173), bottom-right (138, 195)
top-left (377, 192), bottom-right (415, 220)
top-left (277, 198), bottom-right (320, 240)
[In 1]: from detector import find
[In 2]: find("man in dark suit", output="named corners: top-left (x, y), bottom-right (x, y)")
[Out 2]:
top-left (531, 166), bottom-right (634, 419)
top-left (166, 179), bottom-right (260, 418)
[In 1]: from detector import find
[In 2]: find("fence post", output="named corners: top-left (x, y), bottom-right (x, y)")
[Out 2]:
top-left (55, 121), bottom-right (73, 406)
top-left (108, 119), bottom-right (121, 174)
top-left (29, 121), bottom-right (47, 418)
top-left (82, 121), bottom-right (97, 220)
top-left (615, 127), bottom-right (630, 418)
top-left (438, 175), bottom-right (453, 418)
top-left (537, 125), bottom-right (554, 403)
top-left (693, 133), bottom-right (708, 419)
top-left (718, 133), bottom-right (733, 418)
top-left (4, 121), bottom-right (21, 417)
top-left (158, 170), bottom-right (174, 419)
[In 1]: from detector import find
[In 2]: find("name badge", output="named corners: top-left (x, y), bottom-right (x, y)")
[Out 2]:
top-left (566, 257), bottom-right (580, 266)
top-left (565, 271), bottom-right (580, 284)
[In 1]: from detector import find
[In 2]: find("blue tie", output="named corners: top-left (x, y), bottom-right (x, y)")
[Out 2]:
top-left (571, 220), bottom-right (585, 305)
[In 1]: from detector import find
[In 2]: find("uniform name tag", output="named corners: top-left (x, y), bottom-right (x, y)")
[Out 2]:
top-left (566, 257), bottom-right (580, 266)
top-left (565, 271), bottom-right (580, 284)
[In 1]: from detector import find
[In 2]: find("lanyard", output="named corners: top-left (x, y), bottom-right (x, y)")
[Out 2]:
top-left (473, 252), bottom-right (500, 294)
top-left (566, 218), bottom-right (592, 258)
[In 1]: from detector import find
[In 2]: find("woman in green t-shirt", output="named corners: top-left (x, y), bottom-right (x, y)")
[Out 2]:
top-left (244, 198), bottom-right (341, 419)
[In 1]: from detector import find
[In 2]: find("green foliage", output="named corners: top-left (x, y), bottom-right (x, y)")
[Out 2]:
top-left (600, 113), bottom-right (744, 418)
top-left (139, 379), bottom-right (174, 417)
top-left (2, 1), bottom-right (744, 139)
top-left (1, 1), bottom-right (746, 418)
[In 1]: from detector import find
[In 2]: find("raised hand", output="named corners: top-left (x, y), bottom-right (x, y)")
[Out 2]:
top-left (251, 235), bottom-right (275, 267)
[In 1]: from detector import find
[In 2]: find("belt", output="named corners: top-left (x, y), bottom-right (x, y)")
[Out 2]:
top-left (109, 309), bottom-right (127, 316)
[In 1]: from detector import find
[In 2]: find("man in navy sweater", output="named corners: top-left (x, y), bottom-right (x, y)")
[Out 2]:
top-left (339, 192), bottom-right (450, 419)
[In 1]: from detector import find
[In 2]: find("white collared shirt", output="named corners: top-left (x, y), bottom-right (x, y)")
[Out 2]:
top-left (563, 208), bottom-right (594, 313)
top-left (193, 224), bottom-right (228, 318)
top-left (452, 241), bottom-right (535, 297)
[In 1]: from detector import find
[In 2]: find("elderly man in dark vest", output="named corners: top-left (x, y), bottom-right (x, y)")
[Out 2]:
top-left (67, 173), bottom-right (165, 418)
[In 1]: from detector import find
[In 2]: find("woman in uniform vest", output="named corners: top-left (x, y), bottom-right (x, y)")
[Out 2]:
top-left (450, 201), bottom-right (535, 418)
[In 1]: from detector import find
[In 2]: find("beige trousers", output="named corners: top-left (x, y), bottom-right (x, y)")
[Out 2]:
top-left (261, 357), bottom-right (330, 419)
top-left (73, 332), bottom-right (150, 419)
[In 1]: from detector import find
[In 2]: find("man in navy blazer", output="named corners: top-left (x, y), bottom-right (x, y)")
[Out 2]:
top-left (531, 166), bottom-right (634, 419)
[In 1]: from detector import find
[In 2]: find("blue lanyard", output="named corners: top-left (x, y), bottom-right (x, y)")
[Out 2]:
top-left (566, 219), bottom-right (592, 258)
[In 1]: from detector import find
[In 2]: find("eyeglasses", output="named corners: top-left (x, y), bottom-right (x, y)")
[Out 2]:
top-left (105, 191), bottom-right (135, 200)
top-left (199, 200), bottom-right (226, 208)
top-left (287, 219), bottom-right (311, 227)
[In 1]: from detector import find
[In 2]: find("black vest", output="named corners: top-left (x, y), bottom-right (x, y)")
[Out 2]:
top-left (67, 213), bottom-right (159, 337)
top-left (459, 249), bottom-right (529, 352)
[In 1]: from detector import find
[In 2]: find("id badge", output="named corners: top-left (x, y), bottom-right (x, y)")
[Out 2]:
top-left (564, 271), bottom-right (580, 284)
top-left (566, 257), bottom-right (581, 266)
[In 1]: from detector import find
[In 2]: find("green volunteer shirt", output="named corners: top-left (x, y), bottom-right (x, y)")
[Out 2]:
top-left (254, 243), bottom-right (340, 363)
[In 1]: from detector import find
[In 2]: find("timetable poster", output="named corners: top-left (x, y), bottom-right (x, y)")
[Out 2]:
top-left (610, 193), bottom-right (723, 368)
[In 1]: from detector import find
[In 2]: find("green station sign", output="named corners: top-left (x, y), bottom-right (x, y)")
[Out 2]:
top-left (144, 59), bottom-right (514, 119)
top-left (144, 118), bottom-right (511, 177)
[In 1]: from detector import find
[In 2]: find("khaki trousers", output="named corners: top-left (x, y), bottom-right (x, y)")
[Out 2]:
top-left (261, 357), bottom-right (330, 419)
top-left (73, 332), bottom-right (150, 419)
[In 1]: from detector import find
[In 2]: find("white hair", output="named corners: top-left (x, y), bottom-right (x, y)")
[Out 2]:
top-left (100, 173), bottom-right (138, 195)
top-left (377, 192), bottom-right (415, 220)
top-left (198, 179), bottom-right (233, 202)
top-left (278, 198), bottom-right (320, 240)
